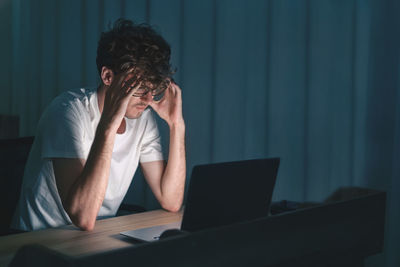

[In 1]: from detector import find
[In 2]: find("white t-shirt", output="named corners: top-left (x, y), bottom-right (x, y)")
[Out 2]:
top-left (11, 88), bottom-right (164, 231)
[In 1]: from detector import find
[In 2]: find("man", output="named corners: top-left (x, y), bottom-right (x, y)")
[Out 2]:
top-left (11, 19), bottom-right (186, 231)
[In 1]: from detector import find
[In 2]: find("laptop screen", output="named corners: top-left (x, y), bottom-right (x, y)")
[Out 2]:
top-left (181, 158), bottom-right (280, 232)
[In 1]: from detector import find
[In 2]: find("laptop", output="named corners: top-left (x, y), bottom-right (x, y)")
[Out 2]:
top-left (120, 158), bottom-right (280, 241)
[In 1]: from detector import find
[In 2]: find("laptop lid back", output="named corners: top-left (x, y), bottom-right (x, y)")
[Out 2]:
top-left (181, 158), bottom-right (280, 232)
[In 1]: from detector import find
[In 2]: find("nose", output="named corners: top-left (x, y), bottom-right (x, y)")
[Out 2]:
top-left (140, 91), bottom-right (153, 103)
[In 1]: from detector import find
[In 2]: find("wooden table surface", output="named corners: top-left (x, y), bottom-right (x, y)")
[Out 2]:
top-left (0, 209), bottom-right (182, 266)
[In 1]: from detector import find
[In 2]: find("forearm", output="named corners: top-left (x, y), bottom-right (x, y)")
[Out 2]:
top-left (66, 122), bottom-right (116, 230)
top-left (159, 122), bottom-right (186, 212)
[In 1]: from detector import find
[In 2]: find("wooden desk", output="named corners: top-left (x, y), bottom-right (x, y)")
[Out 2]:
top-left (0, 210), bottom-right (182, 266)
top-left (0, 190), bottom-right (386, 267)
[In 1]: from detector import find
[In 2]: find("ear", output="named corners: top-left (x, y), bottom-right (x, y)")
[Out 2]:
top-left (100, 66), bottom-right (114, 86)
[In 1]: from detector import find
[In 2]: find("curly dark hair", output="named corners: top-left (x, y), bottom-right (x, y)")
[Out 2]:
top-left (96, 18), bottom-right (174, 86)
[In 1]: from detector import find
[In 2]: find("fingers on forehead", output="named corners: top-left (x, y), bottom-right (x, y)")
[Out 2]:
top-left (117, 67), bottom-right (137, 79)
top-left (123, 78), bottom-right (139, 91)
top-left (122, 70), bottom-right (140, 84)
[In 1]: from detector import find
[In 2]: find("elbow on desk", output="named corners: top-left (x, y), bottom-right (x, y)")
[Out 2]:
top-left (63, 198), bottom-right (98, 231)
top-left (65, 206), bottom-right (96, 231)
top-left (70, 215), bottom-right (96, 231)
top-left (161, 200), bottom-right (182, 213)
top-left (76, 220), bottom-right (95, 231)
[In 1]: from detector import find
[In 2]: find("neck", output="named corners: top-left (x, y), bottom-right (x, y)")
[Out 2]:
top-left (117, 118), bottom-right (126, 134)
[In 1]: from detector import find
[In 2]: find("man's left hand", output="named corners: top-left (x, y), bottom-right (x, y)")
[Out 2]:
top-left (149, 81), bottom-right (184, 127)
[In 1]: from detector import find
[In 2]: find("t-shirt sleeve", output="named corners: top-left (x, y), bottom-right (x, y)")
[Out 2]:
top-left (139, 111), bottom-right (164, 163)
top-left (40, 101), bottom-right (87, 159)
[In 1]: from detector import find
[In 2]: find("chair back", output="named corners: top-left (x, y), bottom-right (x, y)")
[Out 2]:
top-left (0, 136), bottom-right (34, 235)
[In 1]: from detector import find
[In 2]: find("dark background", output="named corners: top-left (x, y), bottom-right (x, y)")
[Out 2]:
top-left (0, 0), bottom-right (399, 266)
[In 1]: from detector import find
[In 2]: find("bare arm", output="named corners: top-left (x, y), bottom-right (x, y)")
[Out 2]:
top-left (53, 70), bottom-right (139, 231)
top-left (142, 81), bottom-right (186, 212)
top-left (53, 126), bottom-right (116, 231)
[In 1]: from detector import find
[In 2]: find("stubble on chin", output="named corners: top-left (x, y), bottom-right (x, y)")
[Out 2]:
top-left (125, 110), bottom-right (145, 119)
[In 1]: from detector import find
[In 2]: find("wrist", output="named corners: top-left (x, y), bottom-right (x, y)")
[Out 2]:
top-left (168, 119), bottom-right (185, 132)
top-left (97, 117), bottom-right (118, 138)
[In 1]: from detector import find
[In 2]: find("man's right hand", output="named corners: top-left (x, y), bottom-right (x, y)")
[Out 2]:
top-left (100, 70), bottom-right (141, 132)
